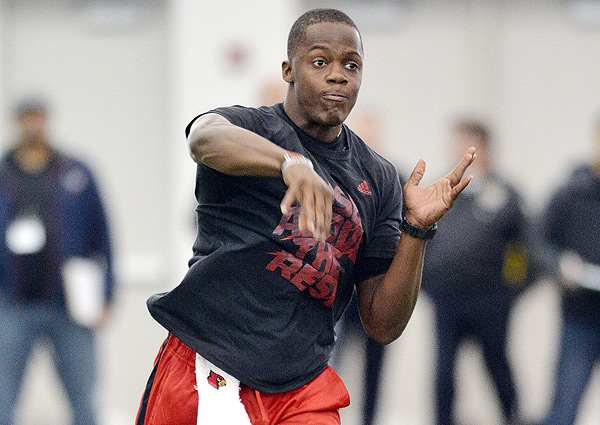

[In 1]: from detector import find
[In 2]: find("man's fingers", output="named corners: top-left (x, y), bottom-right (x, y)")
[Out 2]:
top-left (302, 188), bottom-right (316, 236)
top-left (451, 175), bottom-right (473, 199)
top-left (323, 191), bottom-right (333, 242)
top-left (281, 178), bottom-right (333, 241)
top-left (314, 192), bottom-right (325, 241)
top-left (407, 159), bottom-right (426, 187)
top-left (280, 186), bottom-right (298, 214)
top-left (446, 146), bottom-right (476, 186)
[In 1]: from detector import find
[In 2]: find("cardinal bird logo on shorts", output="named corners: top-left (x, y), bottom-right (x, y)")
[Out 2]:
top-left (207, 370), bottom-right (227, 389)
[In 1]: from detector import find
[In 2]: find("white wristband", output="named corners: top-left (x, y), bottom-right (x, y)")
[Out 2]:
top-left (281, 151), bottom-right (313, 174)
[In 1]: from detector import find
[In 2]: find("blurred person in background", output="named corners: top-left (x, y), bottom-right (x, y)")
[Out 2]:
top-left (538, 115), bottom-right (600, 425)
top-left (333, 109), bottom-right (404, 425)
top-left (423, 119), bottom-right (529, 425)
top-left (0, 98), bottom-right (114, 425)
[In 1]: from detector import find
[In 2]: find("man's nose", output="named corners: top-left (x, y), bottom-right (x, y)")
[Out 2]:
top-left (326, 63), bottom-right (348, 85)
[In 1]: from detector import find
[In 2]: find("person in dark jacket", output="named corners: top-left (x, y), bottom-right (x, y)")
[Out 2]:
top-left (538, 116), bottom-right (600, 425)
top-left (0, 98), bottom-right (114, 425)
top-left (423, 119), bottom-right (528, 425)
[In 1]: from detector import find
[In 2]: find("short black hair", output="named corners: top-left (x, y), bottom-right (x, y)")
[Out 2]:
top-left (454, 118), bottom-right (491, 146)
top-left (14, 96), bottom-right (48, 118)
top-left (287, 8), bottom-right (361, 59)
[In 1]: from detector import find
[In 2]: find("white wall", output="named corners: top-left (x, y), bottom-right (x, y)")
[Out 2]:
top-left (167, 0), bottom-right (297, 280)
top-left (354, 0), bottom-right (600, 210)
top-left (496, 1), bottom-right (600, 208)
top-left (1, 0), bottom-right (170, 285)
top-left (358, 1), bottom-right (483, 176)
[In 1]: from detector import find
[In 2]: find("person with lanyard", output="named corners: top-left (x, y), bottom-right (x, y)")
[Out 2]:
top-left (136, 9), bottom-right (475, 425)
top-left (0, 98), bottom-right (114, 425)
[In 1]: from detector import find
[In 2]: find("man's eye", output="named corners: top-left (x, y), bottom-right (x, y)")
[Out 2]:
top-left (313, 59), bottom-right (327, 67)
top-left (345, 62), bottom-right (359, 71)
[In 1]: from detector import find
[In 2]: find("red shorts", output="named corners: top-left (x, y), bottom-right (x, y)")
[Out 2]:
top-left (136, 335), bottom-right (350, 425)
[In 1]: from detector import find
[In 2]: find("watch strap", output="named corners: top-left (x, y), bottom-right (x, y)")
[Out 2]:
top-left (400, 218), bottom-right (437, 240)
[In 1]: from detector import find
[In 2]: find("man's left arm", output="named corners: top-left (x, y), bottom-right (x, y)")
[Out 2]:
top-left (357, 148), bottom-right (476, 345)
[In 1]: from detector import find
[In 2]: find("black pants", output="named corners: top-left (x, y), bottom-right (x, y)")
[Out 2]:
top-left (334, 297), bottom-right (386, 425)
top-left (433, 299), bottom-right (517, 425)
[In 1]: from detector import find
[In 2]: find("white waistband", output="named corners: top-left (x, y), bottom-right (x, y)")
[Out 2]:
top-left (194, 354), bottom-right (252, 424)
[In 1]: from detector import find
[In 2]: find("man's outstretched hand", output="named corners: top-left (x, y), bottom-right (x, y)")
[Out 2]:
top-left (403, 147), bottom-right (477, 229)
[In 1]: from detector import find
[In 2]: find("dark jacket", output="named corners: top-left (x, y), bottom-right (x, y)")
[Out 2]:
top-left (0, 149), bottom-right (114, 306)
top-left (544, 164), bottom-right (600, 324)
top-left (423, 174), bottom-right (527, 307)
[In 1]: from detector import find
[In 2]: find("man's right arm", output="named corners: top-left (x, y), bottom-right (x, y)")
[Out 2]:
top-left (187, 113), bottom-right (333, 241)
top-left (188, 113), bottom-right (286, 177)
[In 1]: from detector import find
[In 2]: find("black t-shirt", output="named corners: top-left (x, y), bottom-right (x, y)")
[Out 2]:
top-left (6, 153), bottom-right (61, 302)
top-left (147, 104), bottom-right (402, 392)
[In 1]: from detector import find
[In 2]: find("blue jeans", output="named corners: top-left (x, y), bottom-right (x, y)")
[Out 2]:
top-left (0, 301), bottom-right (97, 425)
top-left (541, 317), bottom-right (600, 425)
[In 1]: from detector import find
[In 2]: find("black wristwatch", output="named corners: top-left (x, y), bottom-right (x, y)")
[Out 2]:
top-left (400, 218), bottom-right (437, 240)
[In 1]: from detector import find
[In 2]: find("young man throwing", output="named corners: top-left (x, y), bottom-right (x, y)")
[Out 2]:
top-left (137, 8), bottom-right (475, 425)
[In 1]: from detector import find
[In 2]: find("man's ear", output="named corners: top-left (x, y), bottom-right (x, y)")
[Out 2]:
top-left (282, 60), bottom-right (293, 84)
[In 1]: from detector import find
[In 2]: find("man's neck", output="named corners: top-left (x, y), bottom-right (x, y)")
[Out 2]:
top-left (283, 97), bottom-right (341, 143)
top-left (15, 139), bottom-right (52, 173)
